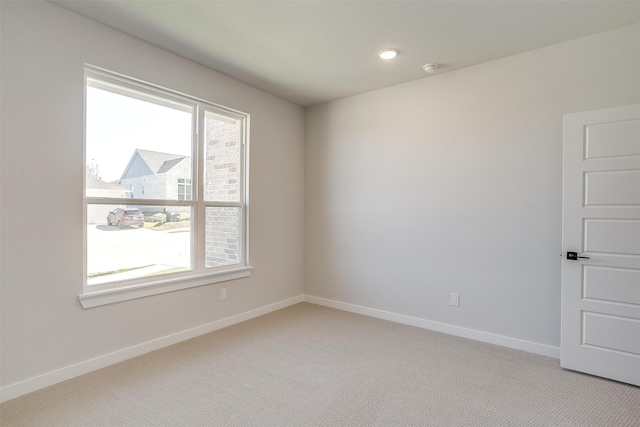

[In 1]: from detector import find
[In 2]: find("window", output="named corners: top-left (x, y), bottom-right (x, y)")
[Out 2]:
top-left (82, 66), bottom-right (251, 308)
top-left (178, 178), bottom-right (192, 201)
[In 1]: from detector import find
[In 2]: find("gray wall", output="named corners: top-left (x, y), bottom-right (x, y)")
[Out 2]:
top-left (304, 24), bottom-right (640, 349)
top-left (1, 1), bottom-right (304, 388)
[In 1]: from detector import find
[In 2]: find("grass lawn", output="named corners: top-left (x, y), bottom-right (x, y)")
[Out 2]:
top-left (144, 220), bottom-right (190, 231)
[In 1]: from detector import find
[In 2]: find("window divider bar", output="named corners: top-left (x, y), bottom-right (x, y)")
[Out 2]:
top-left (204, 202), bottom-right (243, 208)
top-left (86, 197), bottom-right (196, 207)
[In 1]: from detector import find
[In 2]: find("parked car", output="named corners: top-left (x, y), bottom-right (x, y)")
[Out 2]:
top-left (107, 208), bottom-right (145, 229)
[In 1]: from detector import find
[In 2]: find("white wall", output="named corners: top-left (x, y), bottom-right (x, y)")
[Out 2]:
top-left (0, 1), bottom-right (304, 392)
top-left (305, 24), bottom-right (640, 350)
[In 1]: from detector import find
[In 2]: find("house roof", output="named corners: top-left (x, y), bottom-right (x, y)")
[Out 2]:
top-left (86, 175), bottom-right (129, 191)
top-left (135, 149), bottom-right (188, 174)
top-left (157, 156), bottom-right (188, 174)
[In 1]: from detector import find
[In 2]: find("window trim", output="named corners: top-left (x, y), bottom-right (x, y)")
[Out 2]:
top-left (78, 266), bottom-right (253, 308)
top-left (81, 65), bottom-right (251, 308)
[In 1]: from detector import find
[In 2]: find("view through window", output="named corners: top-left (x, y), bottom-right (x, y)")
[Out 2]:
top-left (85, 67), bottom-right (248, 291)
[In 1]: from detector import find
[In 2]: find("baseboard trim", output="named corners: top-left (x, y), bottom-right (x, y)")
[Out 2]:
top-left (304, 295), bottom-right (560, 359)
top-left (0, 295), bottom-right (305, 403)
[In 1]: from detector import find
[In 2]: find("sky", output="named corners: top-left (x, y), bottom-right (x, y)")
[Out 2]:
top-left (86, 86), bottom-right (192, 183)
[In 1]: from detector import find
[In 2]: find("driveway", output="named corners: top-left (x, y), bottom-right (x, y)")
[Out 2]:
top-left (87, 224), bottom-right (191, 284)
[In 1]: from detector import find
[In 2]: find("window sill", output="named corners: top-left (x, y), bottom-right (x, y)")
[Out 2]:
top-left (78, 266), bottom-right (253, 308)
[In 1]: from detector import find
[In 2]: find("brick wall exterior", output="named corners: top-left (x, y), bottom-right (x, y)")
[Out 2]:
top-left (204, 116), bottom-right (241, 267)
top-left (204, 118), bottom-right (240, 202)
top-left (205, 207), bottom-right (240, 267)
top-left (119, 174), bottom-right (168, 199)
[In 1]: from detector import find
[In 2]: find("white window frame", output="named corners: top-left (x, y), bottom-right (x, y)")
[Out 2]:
top-left (80, 65), bottom-right (251, 308)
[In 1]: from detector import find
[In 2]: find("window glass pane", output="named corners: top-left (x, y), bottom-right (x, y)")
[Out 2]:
top-left (206, 207), bottom-right (240, 268)
top-left (204, 112), bottom-right (240, 202)
top-left (86, 84), bottom-right (193, 201)
top-left (87, 204), bottom-right (192, 285)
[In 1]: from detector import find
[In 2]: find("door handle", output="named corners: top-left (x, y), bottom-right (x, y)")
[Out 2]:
top-left (567, 251), bottom-right (590, 260)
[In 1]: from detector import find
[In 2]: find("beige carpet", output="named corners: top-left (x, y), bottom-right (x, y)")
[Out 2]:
top-left (1, 303), bottom-right (639, 426)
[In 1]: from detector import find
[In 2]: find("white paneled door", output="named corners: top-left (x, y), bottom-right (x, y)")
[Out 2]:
top-left (561, 104), bottom-right (640, 386)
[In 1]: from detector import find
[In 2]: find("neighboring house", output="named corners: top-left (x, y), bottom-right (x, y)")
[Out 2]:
top-left (86, 175), bottom-right (132, 199)
top-left (118, 149), bottom-right (192, 200)
top-left (85, 175), bottom-right (131, 224)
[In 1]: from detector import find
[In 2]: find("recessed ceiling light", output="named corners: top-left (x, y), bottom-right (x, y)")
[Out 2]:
top-left (378, 49), bottom-right (398, 60)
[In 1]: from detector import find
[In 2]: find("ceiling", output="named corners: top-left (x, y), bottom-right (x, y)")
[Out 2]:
top-left (52, 1), bottom-right (640, 107)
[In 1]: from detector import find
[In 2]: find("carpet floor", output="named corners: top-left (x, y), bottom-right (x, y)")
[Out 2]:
top-left (1, 302), bottom-right (639, 426)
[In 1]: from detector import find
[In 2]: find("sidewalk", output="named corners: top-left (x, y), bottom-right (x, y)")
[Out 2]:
top-left (88, 264), bottom-right (186, 285)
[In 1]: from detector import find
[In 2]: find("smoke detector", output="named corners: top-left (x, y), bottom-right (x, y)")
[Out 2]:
top-left (423, 63), bottom-right (439, 73)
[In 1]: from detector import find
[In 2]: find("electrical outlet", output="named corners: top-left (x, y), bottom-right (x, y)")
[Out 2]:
top-left (450, 293), bottom-right (460, 307)
top-left (220, 288), bottom-right (227, 300)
